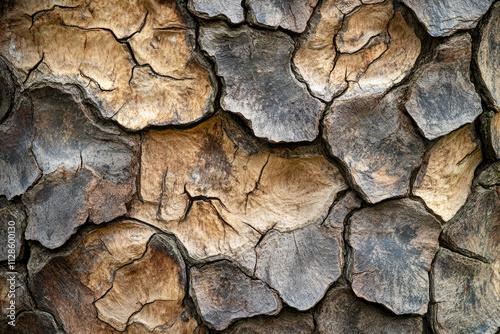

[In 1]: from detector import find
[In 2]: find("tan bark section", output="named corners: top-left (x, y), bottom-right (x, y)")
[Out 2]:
top-left (95, 235), bottom-right (190, 332)
top-left (131, 113), bottom-right (347, 270)
top-left (294, 0), bottom-right (420, 101)
top-left (336, 1), bottom-right (393, 54)
top-left (0, 0), bottom-right (214, 130)
top-left (414, 125), bottom-right (482, 221)
top-left (29, 222), bottom-right (197, 333)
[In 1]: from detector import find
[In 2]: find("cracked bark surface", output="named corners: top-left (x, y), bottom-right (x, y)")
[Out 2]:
top-left (324, 89), bottom-right (425, 203)
top-left (480, 111), bottom-right (500, 160)
top-left (0, 0), bottom-right (216, 130)
top-left (431, 248), bottom-right (500, 334)
top-left (406, 34), bottom-right (482, 140)
top-left (477, 1), bottom-right (500, 111)
top-left (130, 112), bottom-right (347, 271)
top-left (441, 167), bottom-right (500, 264)
top-left (189, 260), bottom-right (282, 331)
top-left (94, 234), bottom-right (195, 332)
top-left (223, 309), bottom-right (315, 334)
top-left (246, 0), bottom-right (319, 33)
top-left (413, 124), bottom-right (482, 221)
top-left (315, 287), bottom-right (423, 333)
top-left (294, 1), bottom-right (420, 102)
top-left (0, 58), bottom-right (14, 122)
top-left (199, 22), bottom-right (324, 143)
top-left (28, 221), bottom-right (198, 334)
top-left (254, 222), bottom-right (343, 311)
top-left (188, 0), bottom-right (245, 24)
top-left (348, 199), bottom-right (441, 315)
top-left (1, 0), bottom-right (499, 332)
top-left (0, 96), bottom-right (40, 200)
top-left (401, 0), bottom-right (495, 37)
top-left (8, 86), bottom-right (139, 249)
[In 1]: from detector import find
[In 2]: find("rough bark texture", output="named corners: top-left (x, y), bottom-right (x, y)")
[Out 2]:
top-left (315, 287), bottom-right (423, 333)
top-left (480, 111), bottom-right (500, 160)
top-left (247, 0), bottom-right (319, 33)
top-left (348, 199), bottom-right (441, 315)
top-left (199, 23), bottom-right (324, 143)
top-left (254, 222), bottom-right (343, 311)
top-left (477, 2), bottom-right (500, 111)
top-left (406, 34), bottom-right (482, 140)
top-left (1, 0), bottom-right (499, 333)
top-left (223, 309), bottom-right (315, 334)
top-left (431, 248), bottom-right (500, 334)
top-left (130, 112), bottom-right (347, 271)
top-left (324, 89), bottom-right (425, 203)
top-left (188, 0), bottom-right (244, 24)
top-left (189, 261), bottom-right (282, 330)
top-left (294, 1), bottom-right (421, 102)
top-left (414, 125), bottom-right (482, 221)
top-left (401, 0), bottom-right (494, 36)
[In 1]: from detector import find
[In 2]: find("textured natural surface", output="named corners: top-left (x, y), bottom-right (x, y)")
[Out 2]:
top-left (130, 112), bottom-right (347, 270)
top-left (0, 0), bottom-right (216, 130)
top-left (29, 222), bottom-right (198, 333)
top-left (477, 2), bottom-right (500, 110)
top-left (255, 223), bottom-right (343, 311)
top-left (481, 111), bottom-right (500, 160)
top-left (414, 125), bottom-right (482, 221)
top-left (0, 96), bottom-right (39, 200)
top-left (431, 248), bottom-right (500, 334)
top-left (199, 23), bottom-right (323, 142)
top-left (349, 199), bottom-right (441, 315)
top-left (247, 0), bottom-right (319, 33)
top-left (315, 287), bottom-right (423, 333)
top-left (0, 58), bottom-right (14, 122)
top-left (406, 34), bottom-right (482, 140)
top-left (20, 87), bottom-right (138, 249)
top-left (223, 309), bottom-right (314, 334)
top-left (1, 0), bottom-right (500, 332)
top-left (401, 0), bottom-right (494, 36)
top-left (324, 89), bottom-right (424, 203)
top-left (190, 261), bottom-right (281, 330)
top-left (189, 0), bottom-right (245, 24)
top-left (442, 170), bottom-right (500, 263)
top-left (294, 1), bottom-right (421, 102)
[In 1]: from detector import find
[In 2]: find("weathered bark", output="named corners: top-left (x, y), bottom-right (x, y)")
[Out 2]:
top-left (254, 223), bottom-right (343, 311)
top-left (199, 23), bottom-right (324, 142)
top-left (188, 0), bottom-right (244, 24)
top-left (189, 261), bottom-right (282, 330)
top-left (294, 1), bottom-right (420, 102)
top-left (131, 112), bottom-right (347, 271)
top-left (477, 2), bottom-right (500, 111)
top-left (324, 89), bottom-right (425, 203)
top-left (0, 0), bottom-right (499, 332)
top-left (28, 221), bottom-right (198, 333)
top-left (247, 0), bottom-right (319, 33)
top-left (413, 125), bottom-right (482, 221)
top-left (315, 287), bottom-right (423, 334)
top-left (406, 34), bottom-right (482, 140)
top-left (17, 87), bottom-right (139, 249)
top-left (401, 0), bottom-right (494, 36)
top-left (348, 199), bottom-right (441, 315)
top-left (223, 309), bottom-right (315, 334)
top-left (0, 0), bottom-right (216, 130)
top-left (480, 111), bottom-right (500, 160)
top-left (431, 248), bottom-right (500, 334)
